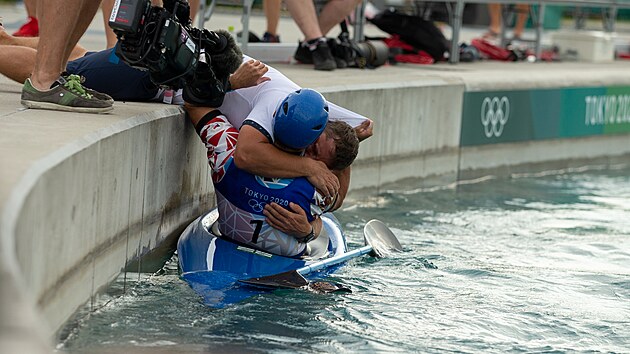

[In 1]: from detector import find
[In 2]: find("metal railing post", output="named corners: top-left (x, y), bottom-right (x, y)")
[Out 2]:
top-left (603, 5), bottom-right (618, 32)
top-left (198, 0), bottom-right (217, 28)
top-left (354, 0), bottom-right (367, 42)
top-left (240, 0), bottom-right (254, 53)
top-left (535, 1), bottom-right (545, 61)
top-left (450, 0), bottom-right (465, 64)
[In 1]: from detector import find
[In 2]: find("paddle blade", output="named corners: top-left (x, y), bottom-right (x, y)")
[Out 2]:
top-left (239, 270), bottom-right (309, 289)
top-left (363, 219), bottom-right (403, 257)
top-left (308, 281), bottom-right (352, 294)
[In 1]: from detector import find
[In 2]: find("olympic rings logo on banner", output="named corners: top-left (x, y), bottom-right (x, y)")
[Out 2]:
top-left (480, 96), bottom-right (510, 138)
top-left (248, 199), bottom-right (266, 213)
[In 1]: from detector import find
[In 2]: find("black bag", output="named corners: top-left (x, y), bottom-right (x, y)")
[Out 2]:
top-left (369, 9), bottom-right (450, 61)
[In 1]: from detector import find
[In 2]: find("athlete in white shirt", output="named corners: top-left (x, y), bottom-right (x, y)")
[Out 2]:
top-left (217, 56), bottom-right (373, 210)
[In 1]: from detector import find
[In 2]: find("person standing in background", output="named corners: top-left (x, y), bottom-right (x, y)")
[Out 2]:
top-left (262, 0), bottom-right (282, 42)
top-left (287, 0), bottom-right (363, 71)
top-left (485, 3), bottom-right (529, 42)
top-left (12, 0), bottom-right (39, 37)
top-left (13, 0), bottom-right (39, 37)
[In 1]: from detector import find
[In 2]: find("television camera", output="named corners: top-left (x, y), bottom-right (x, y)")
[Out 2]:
top-left (108, 0), bottom-right (239, 106)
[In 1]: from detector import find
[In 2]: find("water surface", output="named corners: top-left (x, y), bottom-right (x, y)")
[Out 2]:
top-left (59, 166), bottom-right (630, 353)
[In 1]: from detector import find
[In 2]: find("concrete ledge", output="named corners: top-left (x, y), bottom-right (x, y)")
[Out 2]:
top-left (1, 101), bottom-right (215, 342)
top-left (459, 135), bottom-right (630, 179)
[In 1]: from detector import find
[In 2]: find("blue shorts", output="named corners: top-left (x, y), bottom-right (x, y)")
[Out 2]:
top-left (66, 48), bottom-right (158, 101)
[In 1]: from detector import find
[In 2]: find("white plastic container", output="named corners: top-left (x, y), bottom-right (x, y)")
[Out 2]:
top-left (551, 31), bottom-right (616, 62)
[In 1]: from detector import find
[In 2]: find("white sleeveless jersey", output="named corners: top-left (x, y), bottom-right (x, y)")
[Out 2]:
top-left (218, 55), bottom-right (369, 140)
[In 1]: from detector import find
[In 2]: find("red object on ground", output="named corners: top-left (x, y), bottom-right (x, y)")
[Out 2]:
top-left (384, 35), bottom-right (435, 65)
top-left (471, 38), bottom-right (516, 61)
top-left (393, 52), bottom-right (434, 65)
top-left (13, 16), bottom-right (39, 37)
top-left (618, 53), bottom-right (630, 60)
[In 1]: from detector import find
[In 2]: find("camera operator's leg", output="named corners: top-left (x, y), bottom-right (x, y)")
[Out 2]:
top-left (317, 0), bottom-right (362, 35)
top-left (62, 0), bottom-right (102, 70)
top-left (285, 0), bottom-right (336, 71)
top-left (24, 0), bottom-right (113, 113)
top-left (0, 45), bottom-right (36, 83)
top-left (189, 0), bottom-right (199, 24)
top-left (101, 0), bottom-right (118, 49)
top-left (263, 0), bottom-right (282, 42)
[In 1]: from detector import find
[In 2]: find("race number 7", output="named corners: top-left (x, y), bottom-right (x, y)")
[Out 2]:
top-left (250, 220), bottom-right (263, 243)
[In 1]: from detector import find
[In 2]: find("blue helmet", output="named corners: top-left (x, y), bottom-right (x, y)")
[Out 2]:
top-left (273, 89), bottom-right (329, 150)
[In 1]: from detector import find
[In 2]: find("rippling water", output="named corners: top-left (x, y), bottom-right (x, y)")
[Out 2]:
top-left (59, 166), bottom-right (630, 353)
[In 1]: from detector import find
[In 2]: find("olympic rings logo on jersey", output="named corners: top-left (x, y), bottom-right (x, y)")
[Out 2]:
top-left (248, 199), bottom-right (266, 212)
top-left (255, 176), bottom-right (293, 189)
top-left (480, 96), bottom-right (510, 138)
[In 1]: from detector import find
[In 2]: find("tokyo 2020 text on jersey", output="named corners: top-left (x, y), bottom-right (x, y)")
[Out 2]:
top-left (196, 110), bottom-right (321, 257)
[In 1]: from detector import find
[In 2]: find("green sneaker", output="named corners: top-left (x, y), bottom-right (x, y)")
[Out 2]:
top-left (63, 73), bottom-right (114, 104)
top-left (21, 75), bottom-right (113, 113)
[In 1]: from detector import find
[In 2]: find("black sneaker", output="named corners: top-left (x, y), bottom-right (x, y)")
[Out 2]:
top-left (294, 39), bottom-right (336, 71)
top-left (262, 32), bottom-right (280, 43)
top-left (326, 38), bottom-right (348, 69)
top-left (311, 41), bottom-right (336, 71)
top-left (294, 42), bottom-right (314, 64)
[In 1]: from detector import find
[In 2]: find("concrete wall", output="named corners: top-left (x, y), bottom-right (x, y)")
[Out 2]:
top-left (1, 106), bottom-right (215, 346)
top-left (320, 80), bottom-right (464, 192)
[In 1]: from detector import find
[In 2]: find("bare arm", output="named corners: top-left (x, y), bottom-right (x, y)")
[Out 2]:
top-left (354, 119), bottom-right (374, 142)
top-left (185, 104), bottom-right (215, 125)
top-left (264, 202), bottom-right (323, 240)
top-left (229, 59), bottom-right (270, 90)
top-left (331, 167), bottom-right (351, 211)
top-left (234, 125), bottom-right (340, 197)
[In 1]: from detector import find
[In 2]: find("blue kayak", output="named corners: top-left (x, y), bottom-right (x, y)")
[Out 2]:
top-left (177, 209), bottom-right (349, 307)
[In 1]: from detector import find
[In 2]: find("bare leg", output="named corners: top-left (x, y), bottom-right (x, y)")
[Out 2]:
top-left (264, 0), bottom-right (282, 36)
top-left (101, 0), bottom-right (117, 49)
top-left (0, 45), bottom-right (36, 83)
top-left (1, 24), bottom-right (86, 60)
top-left (24, 0), bottom-right (38, 18)
top-left (284, 0), bottom-right (323, 41)
top-left (62, 0), bottom-right (101, 72)
top-left (487, 3), bottom-right (501, 35)
top-left (23, 0), bottom-right (112, 111)
top-left (189, 0), bottom-right (199, 24)
top-left (32, 0), bottom-right (80, 89)
top-left (513, 4), bottom-right (529, 38)
top-left (1, 22), bottom-right (39, 47)
top-left (317, 0), bottom-right (362, 36)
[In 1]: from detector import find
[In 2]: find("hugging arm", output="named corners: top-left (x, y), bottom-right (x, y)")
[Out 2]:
top-left (264, 202), bottom-right (323, 240)
top-left (233, 125), bottom-right (340, 198)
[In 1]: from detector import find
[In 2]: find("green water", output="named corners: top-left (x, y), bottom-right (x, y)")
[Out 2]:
top-left (59, 166), bottom-right (630, 353)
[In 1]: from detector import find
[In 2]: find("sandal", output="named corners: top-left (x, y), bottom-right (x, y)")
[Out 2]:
top-left (482, 30), bottom-right (499, 40)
